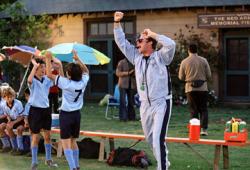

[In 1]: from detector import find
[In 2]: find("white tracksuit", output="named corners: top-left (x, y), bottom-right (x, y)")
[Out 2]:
top-left (114, 27), bottom-right (176, 170)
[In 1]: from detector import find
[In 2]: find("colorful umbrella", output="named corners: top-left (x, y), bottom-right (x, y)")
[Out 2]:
top-left (2, 45), bottom-right (40, 67)
top-left (47, 43), bottom-right (110, 65)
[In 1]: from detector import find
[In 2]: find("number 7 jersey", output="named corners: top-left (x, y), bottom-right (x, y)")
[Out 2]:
top-left (55, 74), bottom-right (89, 112)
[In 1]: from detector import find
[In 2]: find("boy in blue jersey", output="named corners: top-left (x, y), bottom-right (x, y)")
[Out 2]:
top-left (2, 87), bottom-right (25, 155)
top-left (28, 58), bottom-right (62, 170)
top-left (23, 88), bottom-right (32, 156)
top-left (23, 88), bottom-right (31, 128)
top-left (45, 51), bottom-right (89, 170)
top-left (0, 87), bottom-right (11, 153)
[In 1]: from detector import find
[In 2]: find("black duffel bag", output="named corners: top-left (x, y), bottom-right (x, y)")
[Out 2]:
top-left (77, 138), bottom-right (106, 159)
top-left (107, 147), bottom-right (151, 168)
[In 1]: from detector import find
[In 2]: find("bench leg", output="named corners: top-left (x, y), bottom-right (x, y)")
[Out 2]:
top-left (98, 137), bottom-right (106, 161)
top-left (109, 138), bottom-right (115, 152)
top-left (213, 145), bottom-right (221, 170)
top-left (223, 146), bottom-right (229, 169)
top-left (57, 140), bottom-right (63, 157)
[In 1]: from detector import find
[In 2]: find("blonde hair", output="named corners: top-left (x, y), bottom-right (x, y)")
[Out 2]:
top-left (0, 84), bottom-right (9, 98)
top-left (2, 86), bottom-right (16, 98)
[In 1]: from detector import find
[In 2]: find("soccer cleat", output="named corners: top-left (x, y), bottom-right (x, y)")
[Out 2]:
top-left (0, 147), bottom-right (12, 153)
top-left (9, 148), bottom-right (17, 154)
top-left (26, 151), bottom-right (32, 157)
top-left (45, 160), bottom-right (58, 168)
top-left (13, 149), bottom-right (26, 156)
top-left (31, 163), bottom-right (38, 170)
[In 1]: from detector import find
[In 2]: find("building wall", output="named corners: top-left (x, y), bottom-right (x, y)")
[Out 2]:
top-left (50, 15), bottom-right (84, 44)
top-left (50, 9), bottom-right (220, 96)
top-left (50, 10), bottom-right (219, 44)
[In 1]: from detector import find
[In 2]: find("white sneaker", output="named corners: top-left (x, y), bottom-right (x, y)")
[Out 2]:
top-left (200, 129), bottom-right (208, 136)
top-left (31, 163), bottom-right (38, 170)
top-left (45, 160), bottom-right (58, 168)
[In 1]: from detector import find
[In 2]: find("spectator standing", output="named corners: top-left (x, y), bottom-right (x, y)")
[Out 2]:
top-left (178, 43), bottom-right (212, 136)
top-left (116, 58), bottom-right (137, 121)
top-left (49, 61), bottom-right (60, 114)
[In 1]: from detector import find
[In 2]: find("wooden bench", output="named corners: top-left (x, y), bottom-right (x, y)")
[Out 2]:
top-left (50, 129), bottom-right (250, 170)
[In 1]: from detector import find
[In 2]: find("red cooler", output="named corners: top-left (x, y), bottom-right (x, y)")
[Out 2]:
top-left (189, 118), bottom-right (200, 140)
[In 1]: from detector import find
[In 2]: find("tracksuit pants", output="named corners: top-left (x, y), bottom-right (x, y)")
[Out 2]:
top-left (140, 98), bottom-right (172, 170)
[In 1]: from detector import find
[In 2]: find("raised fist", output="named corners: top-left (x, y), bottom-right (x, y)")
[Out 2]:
top-left (114, 11), bottom-right (124, 22)
top-left (143, 28), bottom-right (157, 39)
top-left (45, 51), bottom-right (53, 59)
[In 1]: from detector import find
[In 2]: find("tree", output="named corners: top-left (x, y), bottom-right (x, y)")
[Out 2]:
top-left (0, 0), bottom-right (17, 6)
top-left (0, 1), bottom-right (53, 91)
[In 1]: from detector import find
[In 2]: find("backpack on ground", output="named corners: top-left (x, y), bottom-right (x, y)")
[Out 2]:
top-left (77, 138), bottom-right (106, 159)
top-left (107, 147), bottom-right (151, 168)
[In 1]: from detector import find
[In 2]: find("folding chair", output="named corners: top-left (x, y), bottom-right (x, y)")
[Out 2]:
top-left (105, 85), bottom-right (120, 120)
top-left (134, 93), bottom-right (141, 108)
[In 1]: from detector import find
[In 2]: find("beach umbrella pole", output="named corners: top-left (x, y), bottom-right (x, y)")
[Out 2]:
top-left (17, 62), bottom-right (30, 98)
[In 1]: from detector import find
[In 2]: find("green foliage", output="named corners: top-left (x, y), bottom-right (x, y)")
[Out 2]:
top-left (0, 0), bottom-right (16, 6)
top-left (170, 25), bottom-right (219, 106)
top-left (0, 1), bottom-right (53, 91)
top-left (172, 24), bottom-right (219, 71)
top-left (1, 60), bottom-right (24, 90)
top-left (0, 2), bottom-right (53, 48)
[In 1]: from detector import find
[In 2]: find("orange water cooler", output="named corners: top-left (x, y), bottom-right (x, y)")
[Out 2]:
top-left (189, 118), bottom-right (200, 141)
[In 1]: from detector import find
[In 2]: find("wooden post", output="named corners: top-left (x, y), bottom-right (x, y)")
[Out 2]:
top-left (98, 137), bottom-right (106, 161)
top-left (223, 145), bottom-right (229, 169)
top-left (109, 138), bottom-right (115, 152)
top-left (57, 140), bottom-right (63, 157)
top-left (213, 145), bottom-right (221, 170)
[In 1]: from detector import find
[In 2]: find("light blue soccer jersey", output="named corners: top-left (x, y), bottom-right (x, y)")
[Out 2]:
top-left (22, 102), bottom-right (31, 116)
top-left (3, 99), bottom-right (24, 120)
top-left (28, 76), bottom-right (53, 108)
top-left (56, 74), bottom-right (89, 112)
top-left (0, 98), bottom-right (5, 115)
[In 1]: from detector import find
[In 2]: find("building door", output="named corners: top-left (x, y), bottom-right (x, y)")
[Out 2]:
top-left (85, 19), bottom-right (135, 100)
top-left (224, 36), bottom-right (250, 101)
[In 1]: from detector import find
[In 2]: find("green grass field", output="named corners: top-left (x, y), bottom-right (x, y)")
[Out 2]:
top-left (0, 103), bottom-right (249, 170)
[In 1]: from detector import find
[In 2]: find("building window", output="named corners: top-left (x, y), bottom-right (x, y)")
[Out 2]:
top-left (90, 23), bottom-right (98, 35)
top-left (226, 38), bottom-right (248, 70)
top-left (107, 23), bottom-right (113, 35)
top-left (99, 23), bottom-right (106, 35)
top-left (85, 18), bottom-right (135, 99)
top-left (88, 21), bottom-right (134, 35)
top-left (124, 22), bottom-right (133, 34)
